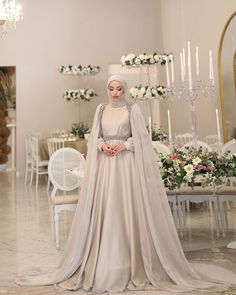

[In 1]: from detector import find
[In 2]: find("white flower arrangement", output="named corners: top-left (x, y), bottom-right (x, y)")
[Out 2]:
top-left (129, 85), bottom-right (168, 100)
top-left (63, 89), bottom-right (98, 102)
top-left (120, 52), bottom-right (173, 66)
top-left (59, 65), bottom-right (101, 76)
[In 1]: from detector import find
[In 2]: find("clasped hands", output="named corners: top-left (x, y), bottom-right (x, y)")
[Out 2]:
top-left (101, 143), bottom-right (126, 156)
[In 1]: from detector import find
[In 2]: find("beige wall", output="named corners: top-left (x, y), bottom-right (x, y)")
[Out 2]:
top-left (159, 0), bottom-right (236, 140)
top-left (0, 0), bottom-right (161, 174)
top-left (1, 0), bottom-right (236, 174)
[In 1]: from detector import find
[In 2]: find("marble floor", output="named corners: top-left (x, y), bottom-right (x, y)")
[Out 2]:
top-left (1, 172), bottom-right (236, 294)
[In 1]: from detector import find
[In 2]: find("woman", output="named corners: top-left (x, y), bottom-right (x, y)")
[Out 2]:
top-left (16, 75), bottom-right (236, 293)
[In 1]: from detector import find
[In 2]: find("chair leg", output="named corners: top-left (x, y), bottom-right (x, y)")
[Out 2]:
top-left (30, 167), bottom-right (34, 186)
top-left (54, 212), bottom-right (59, 249)
top-left (24, 164), bottom-right (29, 185)
top-left (35, 169), bottom-right (39, 190)
top-left (47, 177), bottom-right (50, 191)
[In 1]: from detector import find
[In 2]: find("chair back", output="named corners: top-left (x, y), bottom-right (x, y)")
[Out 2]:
top-left (180, 140), bottom-right (212, 152)
top-left (222, 138), bottom-right (236, 155)
top-left (24, 135), bottom-right (32, 159)
top-left (175, 133), bottom-right (193, 147)
top-left (31, 136), bottom-right (40, 164)
top-left (152, 141), bottom-right (171, 155)
top-left (50, 130), bottom-right (66, 138)
top-left (47, 137), bottom-right (65, 158)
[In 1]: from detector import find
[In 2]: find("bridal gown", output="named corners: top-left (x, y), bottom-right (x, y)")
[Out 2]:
top-left (16, 102), bottom-right (236, 293)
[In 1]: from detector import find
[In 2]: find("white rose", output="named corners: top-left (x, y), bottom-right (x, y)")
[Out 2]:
top-left (129, 87), bottom-right (138, 97)
top-left (149, 57), bottom-right (155, 64)
top-left (184, 164), bottom-right (194, 174)
top-left (139, 54), bottom-right (146, 60)
top-left (137, 90), bottom-right (144, 99)
top-left (146, 89), bottom-right (152, 99)
top-left (126, 53), bottom-right (136, 61)
top-left (192, 157), bottom-right (202, 166)
top-left (135, 58), bottom-right (141, 65)
top-left (140, 87), bottom-right (146, 95)
top-left (151, 88), bottom-right (157, 96)
top-left (120, 55), bottom-right (126, 65)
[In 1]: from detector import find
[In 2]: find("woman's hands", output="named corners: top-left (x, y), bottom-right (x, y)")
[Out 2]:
top-left (101, 143), bottom-right (126, 156)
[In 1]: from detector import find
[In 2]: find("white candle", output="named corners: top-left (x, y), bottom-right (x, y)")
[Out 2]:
top-left (215, 109), bottom-right (221, 141)
top-left (187, 41), bottom-right (193, 91)
top-left (170, 54), bottom-right (175, 84)
top-left (182, 48), bottom-right (186, 80)
top-left (195, 46), bottom-right (200, 79)
top-left (165, 56), bottom-right (170, 87)
top-left (180, 52), bottom-right (184, 82)
top-left (148, 116), bottom-right (152, 141)
top-left (167, 110), bottom-right (173, 144)
top-left (209, 50), bottom-right (215, 85)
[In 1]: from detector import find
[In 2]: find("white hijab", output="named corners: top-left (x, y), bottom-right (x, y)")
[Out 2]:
top-left (107, 75), bottom-right (127, 107)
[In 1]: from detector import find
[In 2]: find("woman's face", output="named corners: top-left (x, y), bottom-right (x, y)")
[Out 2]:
top-left (108, 80), bottom-right (124, 101)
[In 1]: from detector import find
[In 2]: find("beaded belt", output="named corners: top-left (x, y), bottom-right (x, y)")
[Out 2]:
top-left (103, 135), bottom-right (130, 141)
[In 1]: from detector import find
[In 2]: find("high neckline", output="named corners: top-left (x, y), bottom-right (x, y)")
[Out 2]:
top-left (109, 98), bottom-right (126, 108)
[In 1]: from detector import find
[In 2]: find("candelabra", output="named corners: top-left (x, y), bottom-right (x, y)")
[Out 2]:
top-left (165, 42), bottom-right (219, 149)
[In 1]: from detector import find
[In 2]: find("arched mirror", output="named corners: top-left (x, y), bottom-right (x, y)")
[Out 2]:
top-left (218, 11), bottom-right (236, 142)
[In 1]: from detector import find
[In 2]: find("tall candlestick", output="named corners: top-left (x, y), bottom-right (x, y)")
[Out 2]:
top-left (148, 116), bottom-right (152, 141)
top-left (165, 56), bottom-right (170, 87)
top-left (187, 41), bottom-right (193, 91)
top-left (215, 109), bottom-right (221, 142)
top-left (182, 48), bottom-right (186, 80)
top-left (167, 110), bottom-right (173, 144)
top-left (195, 47), bottom-right (200, 79)
top-left (170, 54), bottom-right (175, 84)
top-left (180, 52), bottom-right (184, 82)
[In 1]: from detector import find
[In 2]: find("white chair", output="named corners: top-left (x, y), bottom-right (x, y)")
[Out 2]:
top-left (175, 133), bottom-right (193, 147)
top-left (206, 135), bottom-right (222, 152)
top-left (47, 138), bottom-right (65, 190)
top-left (222, 138), bottom-right (236, 155)
top-left (24, 135), bottom-right (33, 185)
top-left (48, 147), bottom-right (86, 249)
top-left (47, 137), bottom-right (65, 157)
top-left (222, 139), bottom-right (236, 187)
top-left (152, 141), bottom-right (171, 160)
top-left (176, 187), bottom-right (220, 237)
top-left (180, 140), bottom-right (213, 152)
top-left (50, 130), bottom-right (66, 138)
top-left (30, 136), bottom-right (49, 189)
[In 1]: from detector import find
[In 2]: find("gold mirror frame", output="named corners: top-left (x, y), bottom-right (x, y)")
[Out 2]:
top-left (218, 11), bottom-right (236, 142)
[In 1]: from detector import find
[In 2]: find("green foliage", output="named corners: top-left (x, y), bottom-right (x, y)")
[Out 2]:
top-left (71, 122), bottom-right (90, 139)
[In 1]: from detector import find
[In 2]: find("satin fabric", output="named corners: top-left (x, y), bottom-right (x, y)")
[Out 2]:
top-left (16, 103), bottom-right (236, 293)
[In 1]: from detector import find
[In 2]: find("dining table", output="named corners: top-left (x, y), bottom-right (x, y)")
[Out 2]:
top-left (39, 138), bottom-right (88, 160)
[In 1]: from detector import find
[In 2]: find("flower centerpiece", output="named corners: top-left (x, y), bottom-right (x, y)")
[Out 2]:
top-left (121, 52), bottom-right (173, 66)
top-left (157, 147), bottom-right (233, 191)
top-left (129, 85), bottom-right (168, 100)
top-left (58, 65), bottom-right (101, 76)
top-left (63, 89), bottom-right (98, 102)
top-left (71, 122), bottom-right (90, 139)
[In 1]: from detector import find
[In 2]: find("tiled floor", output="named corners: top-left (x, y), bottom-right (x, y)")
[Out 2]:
top-left (1, 172), bottom-right (236, 294)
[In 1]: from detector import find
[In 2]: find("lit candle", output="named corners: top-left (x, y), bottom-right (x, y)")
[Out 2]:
top-left (167, 110), bottom-right (173, 144)
top-left (215, 109), bottom-right (221, 141)
top-left (165, 56), bottom-right (170, 87)
top-left (187, 41), bottom-right (193, 91)
top-left (148, 116), bottom-right (152, 141)
top-left (182, 48), bottom-right (186, 81)
top-left (170, 54), bottom-right (175, 84)
top-left (180, 52), bottom-right (184, 82)
top-left (195, 47), bottom-right (200, 79)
